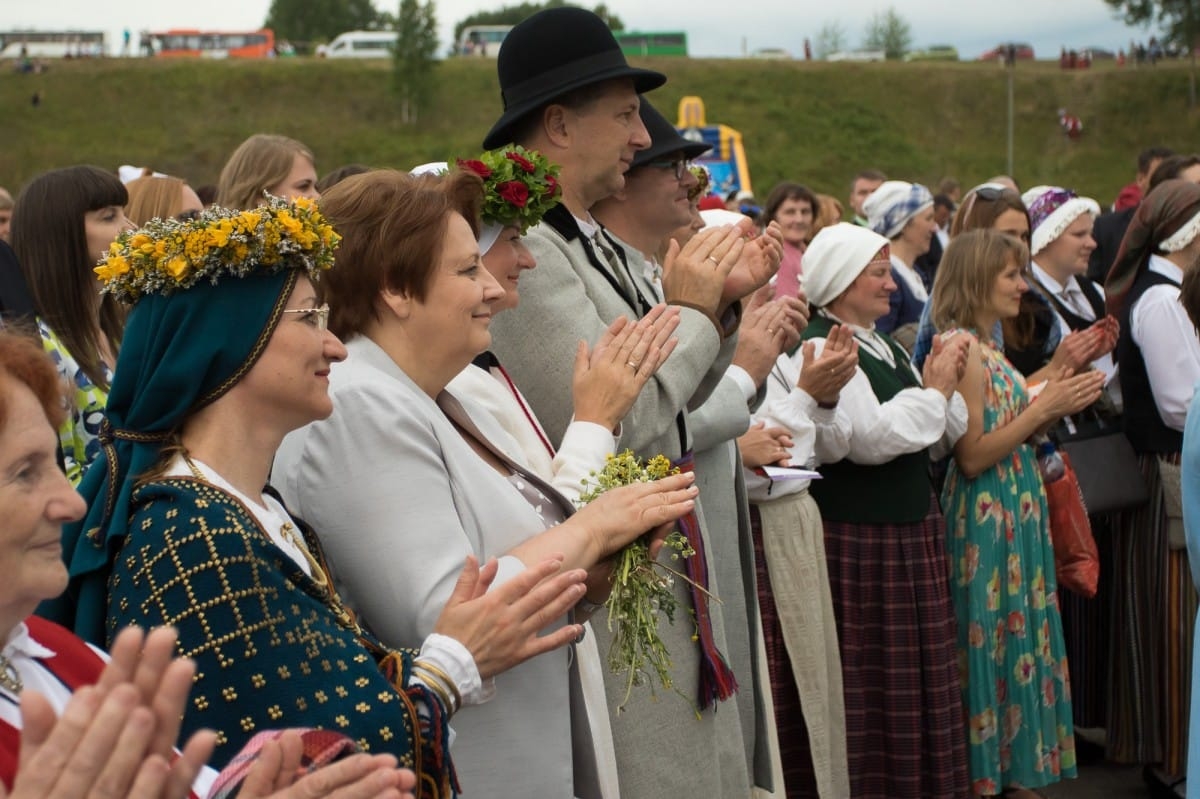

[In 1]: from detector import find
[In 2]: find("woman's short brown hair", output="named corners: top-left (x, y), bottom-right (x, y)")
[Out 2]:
top-left (931, 228), bottom-right (1029, 333)
top-left (216, 134), bottom-right (314, 211)
top-left (318, 169), bottom-right (484, 339)
top-left (0, 331), bottom-right (66, 432)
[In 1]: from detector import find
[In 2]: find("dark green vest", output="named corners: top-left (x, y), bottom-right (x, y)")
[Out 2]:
top-left (803, 315), bottom-right (933, 524)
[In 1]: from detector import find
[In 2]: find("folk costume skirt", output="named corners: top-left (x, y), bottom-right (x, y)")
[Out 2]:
top-left (751, 490), bottom-right (848, 799)
top-left (822, 497), bottom-right (969, 799)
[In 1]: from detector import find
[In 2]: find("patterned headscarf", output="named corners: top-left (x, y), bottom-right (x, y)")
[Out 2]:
top-left (1021, 185), bottom-right (1100, 256)
top-left (41, 247), bottom-right (311, 644)
top-left (862, 181), bottom-right (934, 239)
top-left (1105, 179), bottom-right (1200, 316)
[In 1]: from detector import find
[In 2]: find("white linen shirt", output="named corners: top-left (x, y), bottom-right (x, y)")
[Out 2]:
top-left (809, 323), bottom-right (968, 464)
top-left (1129, 255), bottom-right (1200, 431)
top-left (746, 351), bottom-right (853, 501)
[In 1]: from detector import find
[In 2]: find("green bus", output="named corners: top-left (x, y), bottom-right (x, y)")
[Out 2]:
top-left (613, 30), bottom-right (687, 57)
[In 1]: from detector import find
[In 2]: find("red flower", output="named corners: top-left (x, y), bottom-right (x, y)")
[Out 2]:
top-left (497, 180), bottom-right (529, 208)
top-left (506, 151), bottom-right (536, 173)
top-left (543, 175), bottom-right (559, 197)
top-left (457, 159), bottom-right (492, 178)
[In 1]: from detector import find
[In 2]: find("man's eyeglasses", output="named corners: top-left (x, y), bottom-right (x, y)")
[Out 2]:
top-left (283, 303), bottom-right (331, 331)
top-left (645, 157), bottom-right (692, 181)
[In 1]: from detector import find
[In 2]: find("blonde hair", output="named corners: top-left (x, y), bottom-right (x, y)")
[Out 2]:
top-left (931, 228), bottom-right (1029, 332)
top-left (124, 175), bottom-right (186, 226)
top-left (216, 134), bottom-right (313, 211)
top-left (0, 187), bottom-right (12, 211)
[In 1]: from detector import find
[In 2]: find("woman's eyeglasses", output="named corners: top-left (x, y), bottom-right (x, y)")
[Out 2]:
top-left (283, 303), bottom-right (330, 331)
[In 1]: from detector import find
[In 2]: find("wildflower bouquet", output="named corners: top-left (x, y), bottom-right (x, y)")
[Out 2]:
top-left (455, 145), bottom-right (561, 233)
top-left (577, 450), bottom-right (699, 710)
top-left (95, 196), bottom-right (339, 303)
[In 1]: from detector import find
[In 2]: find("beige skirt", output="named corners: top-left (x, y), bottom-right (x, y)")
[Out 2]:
top-left (756, 489), bottom-right (849, 799)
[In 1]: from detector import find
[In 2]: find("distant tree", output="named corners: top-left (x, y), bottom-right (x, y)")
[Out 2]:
top-left (862, 7), bottom-right (912, 60)
top-left (452, 1), bottom-right (624, 49)
top-left (393, 0), bottom-right (439, 123)
top-left (1106, 0), bottom-right (1198, 106)
top-left (264, 0), bottom-right (387, 44)
top-left (813, 20), bottom-right (848, 59)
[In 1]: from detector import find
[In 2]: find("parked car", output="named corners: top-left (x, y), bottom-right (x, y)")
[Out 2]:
top-left (904, 44), bottom-right (959, 62)
top-left (827, 49), bottom-right (885, 62)
top-left (978, 42), bottom-right (1035, 61)
top-left (1081, 46), bottom-right (1115, 59)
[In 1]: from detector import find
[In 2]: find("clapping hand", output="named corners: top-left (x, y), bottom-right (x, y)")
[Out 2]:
top-left (573, 305), bottom-right (680, 430)
top-left (922, 332), bottom-right (970, 398)
top-left (738, 422), bottom-right (794, 469)
top-left (796, 324), bottom-right (859, 406)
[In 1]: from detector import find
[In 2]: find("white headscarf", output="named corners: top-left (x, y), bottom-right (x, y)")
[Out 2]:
top-left (801, 223), bottom-right (890, 307)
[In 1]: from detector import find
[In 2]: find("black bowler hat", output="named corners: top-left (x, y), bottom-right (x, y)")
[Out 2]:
top-left (482, 7), bottom-right (666, 149)
top-left (631, 98), bottom-right (712, 168)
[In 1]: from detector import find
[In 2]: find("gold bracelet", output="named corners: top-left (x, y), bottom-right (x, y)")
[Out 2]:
top-left (414, 660), bottom-right (463, 709)
top-left (413, 660), bottom-right (462, 713)
top-left (412, 666), bottom-right (455, 714)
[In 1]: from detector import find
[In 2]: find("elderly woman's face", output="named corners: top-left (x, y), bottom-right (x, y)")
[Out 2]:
top-left (482, 226), bottom-right (535, 313)
top-left (900, 206), bottom-right (937, 255)
top-left (405, 212), bottom-right (505, 369)
top-left (774, 197), bottom-right (814, 247)
top-left (0, 381), bottom-right (86, 626)
top-left (835, 250), bottom-right (896, 326)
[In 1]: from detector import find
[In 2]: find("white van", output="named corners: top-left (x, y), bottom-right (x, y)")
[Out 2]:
top-left (319, 30), bottom-right (397, 58)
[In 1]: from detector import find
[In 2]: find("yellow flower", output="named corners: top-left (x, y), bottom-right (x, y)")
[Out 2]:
top-left (276, 210), bottom-right (303, 236)
top-left (207, 219), bottom-right (235, 248)
top-left (94, 255), bottom-right (130, 282)
top-left (165, 255), bottom-right (191, 280)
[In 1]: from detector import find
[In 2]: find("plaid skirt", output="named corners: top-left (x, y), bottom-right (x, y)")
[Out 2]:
top-left (823, 499), bottom-right (969, 799)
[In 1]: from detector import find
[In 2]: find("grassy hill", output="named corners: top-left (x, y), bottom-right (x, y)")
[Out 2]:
top-left (4, 56), bottom-right (1200, 204)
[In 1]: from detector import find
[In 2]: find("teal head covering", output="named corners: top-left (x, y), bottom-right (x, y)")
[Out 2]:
top-left (39, 199), bottom-right (338, 644)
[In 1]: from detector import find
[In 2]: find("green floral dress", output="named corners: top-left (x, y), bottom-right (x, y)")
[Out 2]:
top-left (940, 332), bottom-right (1077, 796)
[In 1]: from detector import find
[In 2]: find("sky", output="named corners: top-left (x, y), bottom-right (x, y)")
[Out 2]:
top-left (5, 0), bottom-right (1161, 60)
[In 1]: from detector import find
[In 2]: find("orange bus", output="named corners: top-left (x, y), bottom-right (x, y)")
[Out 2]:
top-left (151, 29), bottom-right (274, 59)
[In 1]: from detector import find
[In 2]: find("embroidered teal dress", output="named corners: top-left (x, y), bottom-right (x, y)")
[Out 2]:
top-left (940, 332), bottom-right (1077, 795)
top-left (106, 477), bottom-right (454, 793)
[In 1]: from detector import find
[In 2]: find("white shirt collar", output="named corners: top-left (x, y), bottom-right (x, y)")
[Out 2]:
top-left (5, 621), bottom-right (56, 661)
top-left (1149, 253), bottom-right (1184, 283)
top-left (574, 213), bottom-right (599, 239)
top-left (889, 253), bottom-right (928, 302)
top-left (1030, 261), bottom-right (1069, 295)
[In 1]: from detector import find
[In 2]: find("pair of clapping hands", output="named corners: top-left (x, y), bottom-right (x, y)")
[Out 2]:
top-left (2, 627), bottom-right (416, 799)
top-left (661, 216), bottom-right (785, 321)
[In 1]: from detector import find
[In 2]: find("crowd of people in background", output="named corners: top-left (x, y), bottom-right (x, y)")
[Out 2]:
top-left (2, 7), bottom-right (1200, 799)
